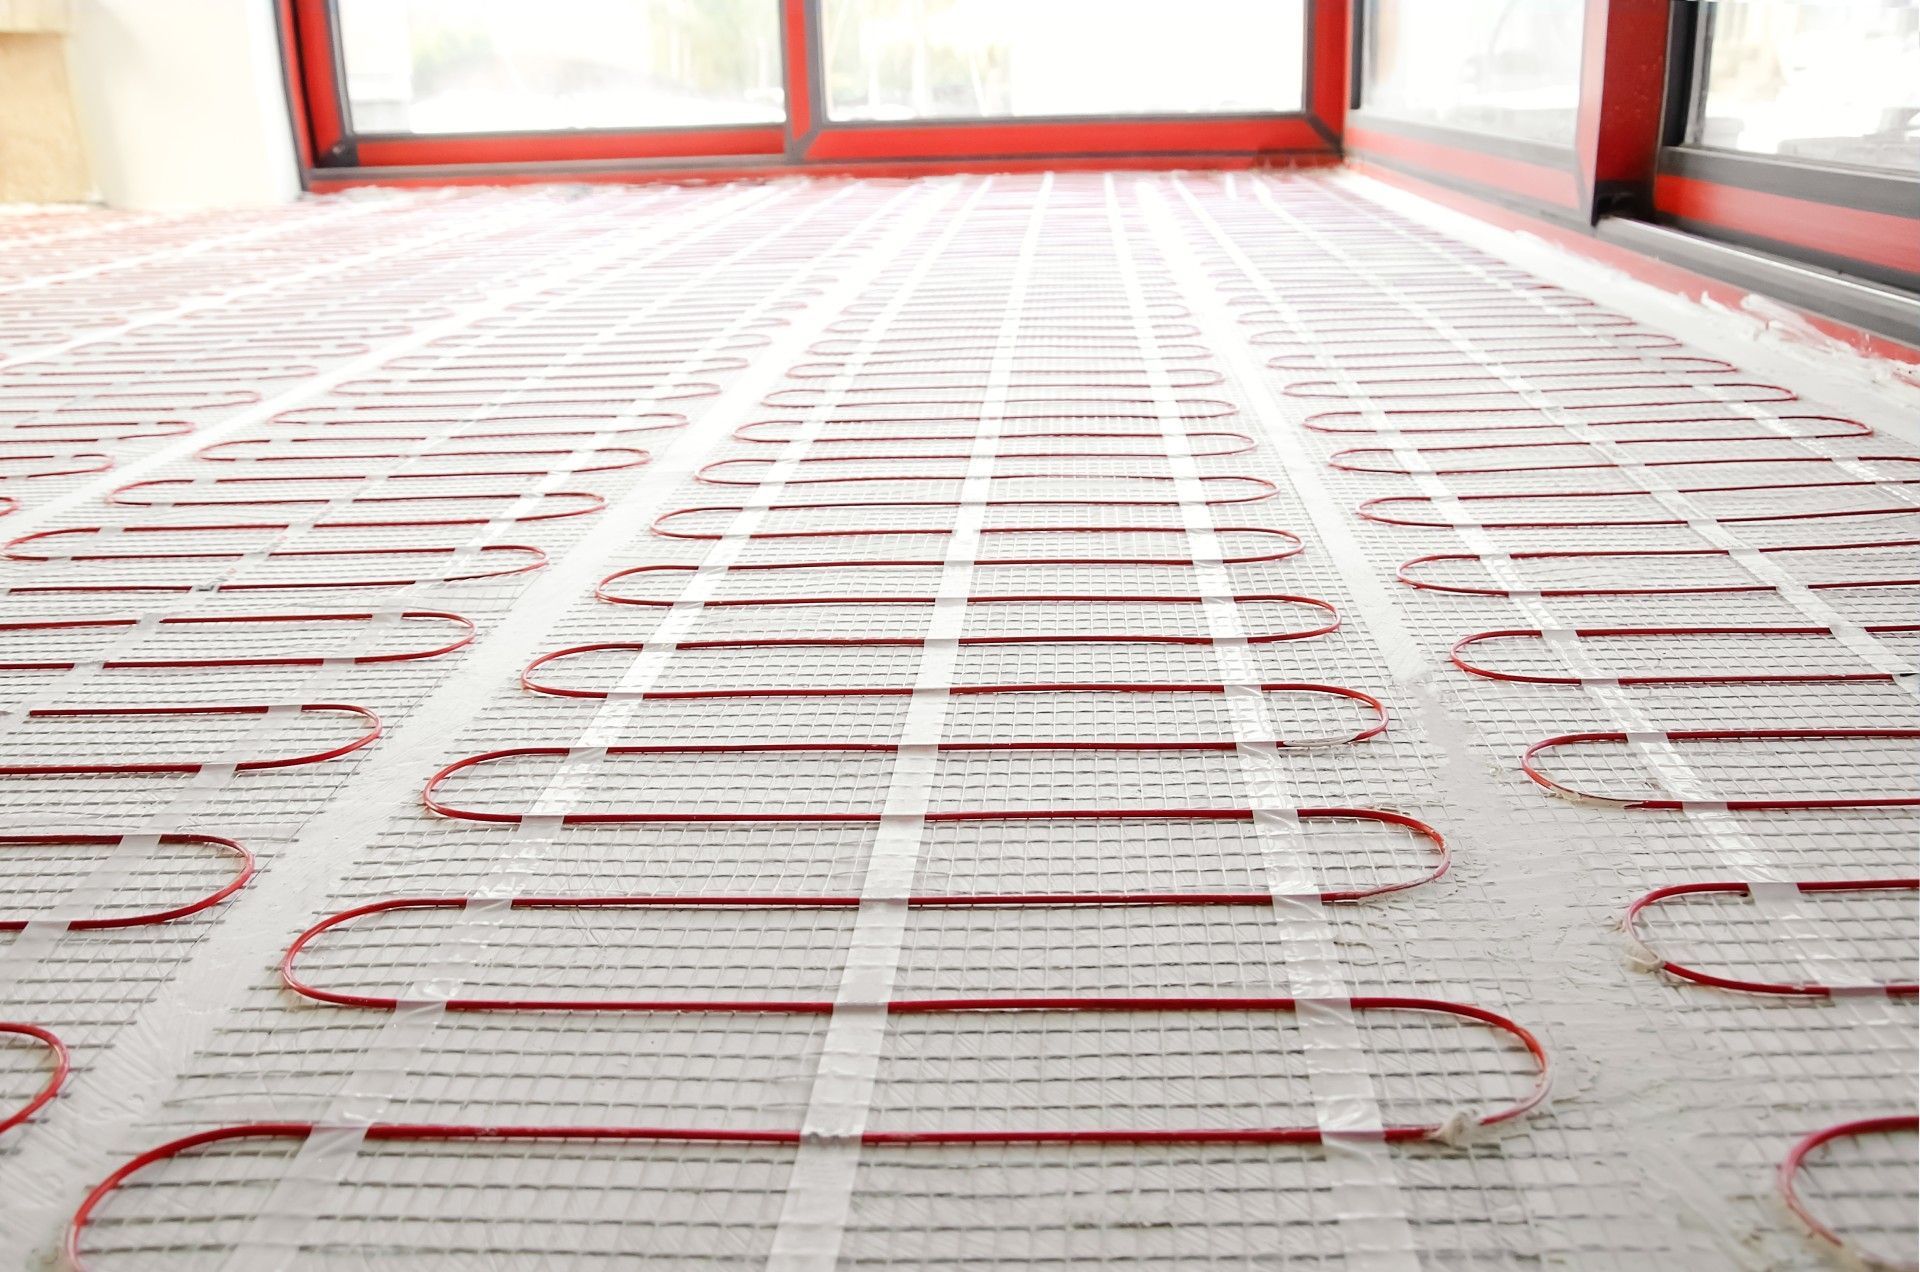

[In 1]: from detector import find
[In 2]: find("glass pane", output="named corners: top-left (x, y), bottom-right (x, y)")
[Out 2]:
top-left (1694, 0), bottom-right (1920, 175)
top-left (335, 0), bottom-right (785, 135)
top-left (1361, 0), bottom-right (1583, 147)
top-left (822, 0), bottom-right (1305, 122)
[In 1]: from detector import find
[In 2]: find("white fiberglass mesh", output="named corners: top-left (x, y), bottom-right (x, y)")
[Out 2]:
top-left (0, 172), bottom-right (1914, 1272)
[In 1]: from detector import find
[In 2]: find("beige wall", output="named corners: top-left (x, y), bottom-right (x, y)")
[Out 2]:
top-left (0, 2), bottom-right (88, 201)
top-left (0, 0), bottom-right (302, 208)
top-left (66, 0), bottom-right (301, 208)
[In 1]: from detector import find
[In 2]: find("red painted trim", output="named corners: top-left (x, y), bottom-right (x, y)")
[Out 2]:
top-left (1310, 0), bottom-right (1349, 138)
top-left (306, 152), bottom-right (1342, 193)
top-left (1351, 157), bottom-right (1920, 374)
top-left (1576, 0), bottom-right (1668, 210)
top-left (289, 0), bottom-right (344, 160)
top-left (274, 0), bottom-right (315, 170)
top-left (803, 117), bottom-right (1330, 163)
top-left (1655, 173), bottom-right (1920, 277)
top-left (1345, 123), bottom-right (1580, 210)
top-left (354, 127), bottom-right (784, 167)
top-left (782, 0), bottom-right (812, 142)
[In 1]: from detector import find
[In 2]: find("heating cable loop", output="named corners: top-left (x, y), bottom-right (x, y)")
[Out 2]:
top-left (0, 183), bottom-right (777, 556)
top-left (0, 604), bottom-right (328, 1056)
top-left (0, 194), bottom-right (569, 537)
top-left (600, 526), bottom-right (1307, 576)
top-left (20, 189), bottom-right (790, 606)
top-left (1775, 1115), bottom-right (1920, 1271)
top-left (64, 220), bottom-right (730, 564)
top-left (0, 611), bottom-right (476, 672)
top-left (0, 834), bottom-right (255, 933)
top-left (1235, 183), bottom-right (1910, 1009)
top-left (129, 190), bottom-right (895, 607)
top-left (648, 475), bottom-right (1278, 542)
top-left (190, 181), bottom-right (951, 1272)
top-left (1330, 380), bottom-right (1897, 997)
top-left (1331, 438), bottom-right (1897, 479)
top-left (0, 198), bottom-right (409, 372)
top-left (0, 1021), bottom-right (69, 1136)
top-left (716, 426), bottom-right (1258, 459)
top-left (1622, 880), bottom-right (1920, 998)
top-left (10, 186), bottom-right (806, 1206)
top-left (1448, 624), bottom-right (1920, 687)
top-left (1314, 232), bottom-right (1918, 695)
top-left (0, 528), bottom-right (551, 596)
top-left (1113, 175), bottom-right (1424, 1271)
top-left (763, 172), bottom-right (1020, 1272)
top-left (0, 685), bottom-right (376, 1138)
top-left (1394, 539), bottom-right (1920, 603)
top-left (0, 610), bottom-right (237, 872)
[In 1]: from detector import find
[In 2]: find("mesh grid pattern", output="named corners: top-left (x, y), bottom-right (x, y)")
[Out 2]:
top-left (1, 173), bottom-right (1914, 1271)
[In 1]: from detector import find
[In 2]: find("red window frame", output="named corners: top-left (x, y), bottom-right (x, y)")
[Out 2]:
top-left (1338, 0), bottom-right (1918, 362)
top-left (279, 0), bottom-right (1348, 186)
top-left (1342, 0), bottom-right (1920, 277)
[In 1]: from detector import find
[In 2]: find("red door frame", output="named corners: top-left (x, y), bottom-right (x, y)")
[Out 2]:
top-left (280, 0), bottom-right (1346, 188)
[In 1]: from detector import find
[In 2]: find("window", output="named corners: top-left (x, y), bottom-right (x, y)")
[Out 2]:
top-left (1360, 0), bottom-right (1584, 147)
top-left (332, 0), bottom-right (785, 136)
top-left (820, 0), bottom-right (1305, 123)
top-left (288, 0), bottom-right (1340, 177)
top-left (1689, 0), bottom-right (1919, 176)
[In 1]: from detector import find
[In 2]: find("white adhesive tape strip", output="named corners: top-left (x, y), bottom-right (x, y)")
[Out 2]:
top-left (1120, 174), bottom-right (1421, 1272)
top-left (769, 173), bottom-right (1030, 1272)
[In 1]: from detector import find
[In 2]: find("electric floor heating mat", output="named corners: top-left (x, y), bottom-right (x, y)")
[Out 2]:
top-left (0, 172), bottom-right (1914, 1271)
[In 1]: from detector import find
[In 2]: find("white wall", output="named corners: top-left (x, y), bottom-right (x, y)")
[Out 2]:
top-left (65, 0), bottom-right (300, 209)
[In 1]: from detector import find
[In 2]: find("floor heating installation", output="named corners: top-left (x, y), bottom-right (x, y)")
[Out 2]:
top-left (0, 171), bottom-right (1915, 1270)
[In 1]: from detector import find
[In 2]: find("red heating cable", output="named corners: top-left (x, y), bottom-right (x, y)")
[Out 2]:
top-left (0, 833), bottom-right (254, 930)
top-left (602, 533), bottom-right (1303, 575)
top-left (1776, 1116), bottom-right (1920, 1272)
top-left (332, 378), bottom-right (719, 402)
top-left (0, 610), bottom-right (476, 670)
top-left (1358, 485), bottom-right (1920, 530)
top-left (0, 1022), bottom-right (67, 1137)
top-left (63, 1006), bottom-right (1548, 1263)
top-left (521, 659), bottom-right (1374, 712)
top-left (196, 442), bottom-right (650, 474)
top-left (1301, 398), bottom-right (1807, 435)
top-left (255, 980), bottom-right (1543, 1138)
top-left (651, 508), bottom-right (1276, 544)
top-left (585, 589), bottom-right (1338, 646)
top-left (107, 479), bottom-right (607, 525)
top-left (422, 734), bottom-right (1399, 826)
top-left (0, 704), bottom-right (381, 775)
top-left (1623, 880), bottom-right (1919, 997)
top-left (1282, 369), bottom-right (1754, 400)
top-left (1450, 625), bottom-right (1920, 685)
top-left (1330, 440), bottom-right (1885, 476)
top-left (696, 446), bottom-right (1259, 486)
top-left (754, 394), bottom-right (1240, 422)
top-left (259, 406), bottom-right (688, 439)
top-left (1, 541), bottom-right (547, 594)
top-left (1265, 345), bottom-right (1700, 373)
top-left (0, 449), bottom-right (113, 480)
top-left (18, 503), bottom-right (595, 538)
top-left (732, 420), bottom-right (1251, 447)
top-left (0, 419), bottom-right (194, 444)
top-left (1522, 728), bottom-right (1920, 810)
top-left (1396, 541), bottom-right (1920, 598)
